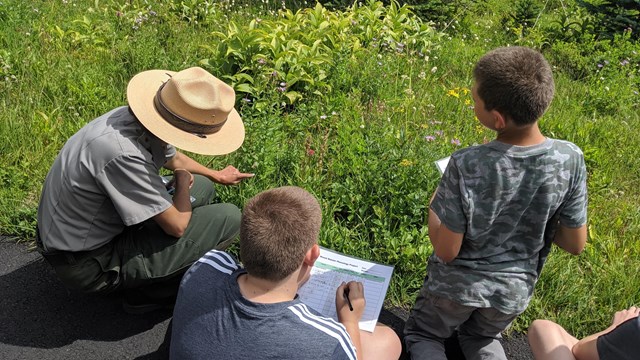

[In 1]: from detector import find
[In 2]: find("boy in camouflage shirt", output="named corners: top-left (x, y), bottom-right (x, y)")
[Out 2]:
top-left (404, 46), bottom-right (588, 360)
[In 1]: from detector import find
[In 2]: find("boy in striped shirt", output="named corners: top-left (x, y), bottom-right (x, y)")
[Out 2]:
top-left (170, 186), bottom-right (401, 359)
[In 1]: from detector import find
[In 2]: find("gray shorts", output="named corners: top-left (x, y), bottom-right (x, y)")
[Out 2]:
top-left (404, 282), bottom-right (520, 360)
top-left (597, 317), bottom-right (640, 360)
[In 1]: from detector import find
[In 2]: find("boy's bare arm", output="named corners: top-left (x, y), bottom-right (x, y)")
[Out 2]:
top-left (553, 224), bottom-right (587, 255)
top-left (336, 281), bottom-right (364, 360)
top-left (428, 208), bottom-right (464, 263)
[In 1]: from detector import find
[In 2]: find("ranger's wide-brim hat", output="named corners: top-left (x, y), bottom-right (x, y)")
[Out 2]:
top-left (127, 66), bottom-right (244, 155)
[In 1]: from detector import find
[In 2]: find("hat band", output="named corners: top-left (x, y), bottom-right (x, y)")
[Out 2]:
top-left (153, 84), bottom-right (227, 137)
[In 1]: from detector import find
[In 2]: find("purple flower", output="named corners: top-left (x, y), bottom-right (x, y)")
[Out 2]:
top-left (270, 71), bottom-right (278, 77)
top-left (435, 130), bottom-right (444, 136)
top-left (597, 63), bottom-right (603, 68)
top-left (276, 86), bottom-right (286, 92)
top-left (257, 58), bottom-right (266, 65)
top-left (621, 60), bottom-right (630, 66)
top-left (425, 135), bottom-right (436, 141)
top-left (451, 138), bottom-right (461, 146)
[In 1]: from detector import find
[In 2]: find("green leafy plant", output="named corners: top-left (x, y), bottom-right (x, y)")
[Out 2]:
top-left (577, 0), bottom-right (640, 40)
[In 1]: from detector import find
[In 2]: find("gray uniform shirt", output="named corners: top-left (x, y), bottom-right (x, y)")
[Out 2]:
top-left (171, 250), bottom-right (357, 360)
top-left (37, 106), bottom-right (176, 252)
top-left (428, 138), bottom-right (588, 313)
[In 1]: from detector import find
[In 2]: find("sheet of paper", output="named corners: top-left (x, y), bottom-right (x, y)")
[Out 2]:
top-left (435, 156), bottom-right (451, 175)
top-left (297, 247), bottom-right (394, 332)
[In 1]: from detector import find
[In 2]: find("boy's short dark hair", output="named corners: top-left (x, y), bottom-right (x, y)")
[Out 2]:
top-left (240, 186), bottom-right (322, 281)
top-left (473, 46), bottom-right (554, 126)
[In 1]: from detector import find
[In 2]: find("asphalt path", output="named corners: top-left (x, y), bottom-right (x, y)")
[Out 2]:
top-left (0, 238), bottom-right (533, 360)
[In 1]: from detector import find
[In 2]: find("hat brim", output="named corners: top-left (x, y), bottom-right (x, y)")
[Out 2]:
top-left (127, 70), bottom-right (245, 156)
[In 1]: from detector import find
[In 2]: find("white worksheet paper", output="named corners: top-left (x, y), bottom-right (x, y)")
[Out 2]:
top-left (297, 247), bottom-right (394, 332)
top-left (435, 156), bottom-right (451, 175)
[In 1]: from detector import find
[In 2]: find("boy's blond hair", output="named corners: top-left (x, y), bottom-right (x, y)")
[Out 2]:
top-left (473, 46), bottom-right (554, 126)
top-left (240, 186), bottom-right (321, 281)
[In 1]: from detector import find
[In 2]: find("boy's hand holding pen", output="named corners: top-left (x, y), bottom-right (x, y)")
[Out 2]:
top-left (335, 281), bottom-right (365, 327)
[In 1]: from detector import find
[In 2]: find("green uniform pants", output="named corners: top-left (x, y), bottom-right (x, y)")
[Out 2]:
top-left (48, 175), bottom-right (240, 298)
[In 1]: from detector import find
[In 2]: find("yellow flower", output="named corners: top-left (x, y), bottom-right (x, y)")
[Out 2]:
top-left (461, 87), bottom-right (470, 95)
top-left (399, 159), bottom-right (413, 167)
top-left (465, 99), bottom-right (471, 105)
top-left (447, 89), bottom-right (460, 98)
top-left (420, 123), bottom-right (429, 129)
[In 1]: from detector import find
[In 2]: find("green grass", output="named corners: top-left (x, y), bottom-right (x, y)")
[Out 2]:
top-left (1, 0), bottom-right (639, 338)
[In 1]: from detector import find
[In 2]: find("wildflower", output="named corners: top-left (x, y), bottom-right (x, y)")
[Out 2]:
top-left (425, 135), bottom-right (436, 141)
top-left (149, 10), bottom-right (157, 16)
top-left (418, 71), bottom-right (426, 79)
top-left (320, 115), bottom-right (327, 120)
top-left (116, 11), bottom-right (123, 17)
top-left (276, 87), bottom-right (286, 92)
top-left (435, 130), bottom-right (444, 136)
top-left (279, 82), bottom-right (286, 87)
top-left (421, 124), bottom-right (429, 129)
top-left (621, 60), bottom-right (630, 66)
top-left (465, 99), bottom-right (471, 106)
top-left (270, 71), bottom-right (278, 77)
top-left (307, 149), bottom-right (316, 156)
top-left (451, 139), bottom-right (461, 146)
top-left (360, 124), bottom-right (365, 129)
top-left (597, 63), bottom-right (603, 68)
top-left (447, 89), bottom-right (460, 98)
top-left (257, 58), bottom-right (266, 65)
top-left (331, 111), bottom-right (337, 116)
top-left (430, 66), bottom-right (437, 73)
top-left (399, 159), bottom-right (413, 167)
top-left (242, 98), bottom-right (252, 103)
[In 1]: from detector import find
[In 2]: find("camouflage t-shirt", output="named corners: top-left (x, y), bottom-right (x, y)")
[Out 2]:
top-left (427, 138), bottom-right (587, 314)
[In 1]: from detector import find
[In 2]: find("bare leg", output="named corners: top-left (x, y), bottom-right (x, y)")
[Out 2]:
top-left (360, 323), bottom-right (402, 360)
top-left (528, 319), bottom-right (578, 360)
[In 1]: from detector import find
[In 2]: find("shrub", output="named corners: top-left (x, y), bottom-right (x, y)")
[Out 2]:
top-left (577, 0), bottom-right (640, 40)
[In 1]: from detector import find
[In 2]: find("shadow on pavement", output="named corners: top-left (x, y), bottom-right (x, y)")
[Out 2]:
top-left (0, 257), bottom-right (171, 348)
top-left (0, 240), bottom-right (171, 358)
